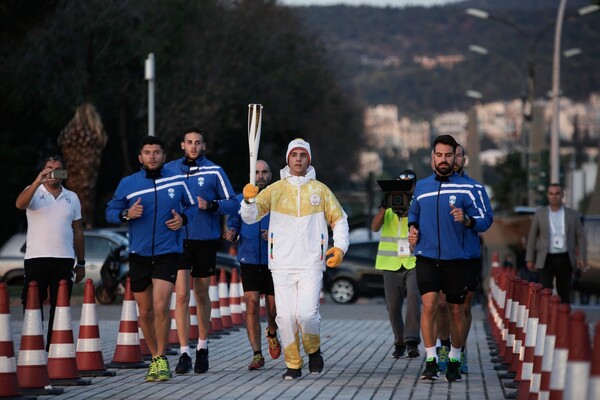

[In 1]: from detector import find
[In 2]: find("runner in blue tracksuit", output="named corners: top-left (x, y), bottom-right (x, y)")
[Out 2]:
top-left (224, 160), bottom-right (281, 371)
top-left (162, 127), bottom-right (238, 374)
top-left (435, 144), bottom-right (494, 374)
top-left (105, 135), bottom-right (195, 382)
top-left (407, 134), bottom-right (491, 383)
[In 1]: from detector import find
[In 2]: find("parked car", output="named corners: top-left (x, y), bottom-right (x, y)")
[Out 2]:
top-left (0, 229), bottom-right (129, 286)
top-left (323, 241), bottom-right (383, 304)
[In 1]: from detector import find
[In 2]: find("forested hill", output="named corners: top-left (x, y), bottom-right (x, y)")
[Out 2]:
top-left (289, 0), bottom-right (600, 118)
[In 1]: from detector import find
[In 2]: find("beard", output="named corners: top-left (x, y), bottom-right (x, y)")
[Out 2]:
top-left (435, 162), bottom-right (454, 176)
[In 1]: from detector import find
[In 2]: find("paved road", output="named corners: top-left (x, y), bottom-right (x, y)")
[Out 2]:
top-left (6, 295), bottom-right (599, 400)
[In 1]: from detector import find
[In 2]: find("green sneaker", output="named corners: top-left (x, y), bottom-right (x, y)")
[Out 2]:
top-left (156, 356), bottom-right (172, 381)
top-left (445, 358), bottom-right (462, 382)
top-left (145, 358), bottom-right (158, 382)
top-left (437, 345), bottom-right (449, 372)
top-left (460, 351), bottom-right (469, 374)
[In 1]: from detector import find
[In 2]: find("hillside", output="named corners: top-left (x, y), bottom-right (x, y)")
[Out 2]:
top-left (290, 0), bottom-right (600, 118)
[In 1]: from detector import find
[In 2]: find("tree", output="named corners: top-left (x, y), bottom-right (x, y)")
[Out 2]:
top-left (58, 104), bottom-right (107, 227)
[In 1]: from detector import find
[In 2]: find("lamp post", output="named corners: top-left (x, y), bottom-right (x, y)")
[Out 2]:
top-left (466, 4), bottom-right (599, 202)
top-left (145, 53), bottom-right (155, 137)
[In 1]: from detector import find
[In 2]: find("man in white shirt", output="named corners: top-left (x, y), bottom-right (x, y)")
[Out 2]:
top-left (525, 183), bottom-right (587, 303)
top-left (16, 154), bottom-right (85, 350)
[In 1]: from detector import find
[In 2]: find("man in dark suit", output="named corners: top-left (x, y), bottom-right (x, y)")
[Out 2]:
top-left (525, 183), bottom-right (587, 303)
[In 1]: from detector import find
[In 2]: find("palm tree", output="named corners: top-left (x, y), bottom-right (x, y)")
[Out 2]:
top-left (58, 103), bottom-right (108, 227)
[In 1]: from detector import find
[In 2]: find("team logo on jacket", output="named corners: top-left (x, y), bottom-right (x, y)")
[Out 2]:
top-left (449, 195), bottom-right (456, 206)
top-left (198, 177), bottom-right (204, 186)
top-left (168, 188), bottom-right (175, 198)
top-left (310, 193), bottom-right (321, 206)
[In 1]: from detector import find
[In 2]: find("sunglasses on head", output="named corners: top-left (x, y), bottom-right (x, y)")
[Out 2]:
top-left (398, 173), bottom-right (415, 180)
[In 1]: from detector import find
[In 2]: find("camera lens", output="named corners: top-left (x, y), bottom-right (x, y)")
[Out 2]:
top-left (392, 195), bottom-right (404, 205)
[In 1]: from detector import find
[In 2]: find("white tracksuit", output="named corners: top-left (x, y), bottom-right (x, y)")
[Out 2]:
top-left (241, 165), bottom-right (349, 369)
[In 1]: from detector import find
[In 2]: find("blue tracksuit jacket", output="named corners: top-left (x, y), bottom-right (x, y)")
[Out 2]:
top-left (163, 156), bottom-right (238, 241)
top-left (227, 194), bottom-right (270, 265)
top-left (105, 168), bottom-right (195, 256)
top-left (408, 172), bottom-right (491, 261)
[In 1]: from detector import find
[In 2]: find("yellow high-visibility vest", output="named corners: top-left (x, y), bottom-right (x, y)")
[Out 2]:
top-left (375, 209), bottom-right (416, 271)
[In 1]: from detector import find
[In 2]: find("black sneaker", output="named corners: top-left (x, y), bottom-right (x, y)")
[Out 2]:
top-left (406, 342), bottom-right (420, 358)
top-left (391, 344), bottom-right (406, 359)
top-left (282, 368), bottom-right (302, 380)
top-left (194, 348), bottom-right (209, 374)
top-left (420, 358), bottom-right (439, 380)
top-left (445, 359), bottom-right (462, 382)
top-left (308, 349), bottom-right (324, 374)
top-left (175, 353), bottom-right (192, 374)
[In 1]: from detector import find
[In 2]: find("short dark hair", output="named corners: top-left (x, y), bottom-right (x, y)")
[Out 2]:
top-left (433, 135), bottom-right (458, 151)
top-left (44, 154), bottom-right (65, 166)
top-left (182, 127), bottom-right (205, 142)
top-left (138, 135), bottom-right (165, 153)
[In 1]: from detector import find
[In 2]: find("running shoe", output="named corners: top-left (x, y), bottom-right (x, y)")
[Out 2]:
top-left (248, 354), bottom-right (265, 370)
top-left (437, 345), bottom-right (449, 372)
top-left (406, 342), bottom-right (420, 358)
top-left (175, 353), bottom-right (192, 374)
top-left (391, 344), bottom-right (406, 359)
top-left (266, 328), bottom-right (281, 359)
top-left (156, 355), bottom-right (172, 381)
top-left (420, 358), bottom-right (439, 380)
top-left (460, 351), bottom-right (469, 374)
top-left (445, 359), bottom-right (462, 382)
top-left (282, 368), bottom-right (302, 380)
top-left (308, 349), bottom-right (324, 374)
top-left (195, 348), bottom-right (209, 374)
top-left (145, 358), bottom-right (158, 382)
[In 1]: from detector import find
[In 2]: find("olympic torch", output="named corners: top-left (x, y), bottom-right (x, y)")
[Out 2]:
top-left (248, 104), bottom-right (263, 186)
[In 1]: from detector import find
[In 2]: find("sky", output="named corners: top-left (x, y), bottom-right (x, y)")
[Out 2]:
top-left (279, 0), bottom-right (461, 7)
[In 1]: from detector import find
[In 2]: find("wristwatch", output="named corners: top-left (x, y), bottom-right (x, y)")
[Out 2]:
top-left (120, 209), bottom-right (130, 221)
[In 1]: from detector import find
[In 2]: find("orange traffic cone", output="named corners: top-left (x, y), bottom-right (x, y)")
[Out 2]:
top-left (259, 294), bottom-right (267, 320)
top-left (106, 278), bottom-right (148, 368)
top-left (491, 250), bottom-right (500, 268)
top-left (548, 303), bottom-right (570, 400)
top-left (239, 280), bottom-right (247, 325)
top-left (539, 295), bottom-right (561, 398)
top-left (168, 288), bottom-right (179, 345)
top-left (218, 269), bottom-right (233, 330)
top-left (229, 268), bottom-right (243, 327)
top-left (589, 322), bottom-right (600, 399)
top-left (189, 278), bottom-right (199, 343)
top-left (563, 310), bottom-right (591, 399)
top-left (47, 280), bottom-right (91, 386)
top-left (209, 274), bottom-right (224, 334)
top-left (76, 279), bottom-right (116, 377)
top-left (17, 281), bottom-right (63, 395)
top-left (529, 288), bottom-right (553, 399)
top-left (0, 282), bottom-right (35, 400)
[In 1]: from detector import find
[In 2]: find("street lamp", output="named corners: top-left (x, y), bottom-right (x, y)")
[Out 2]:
top-left (550, 3), bottom-right (599, 184)
top-left (466, 4), bottom-right (599, 201)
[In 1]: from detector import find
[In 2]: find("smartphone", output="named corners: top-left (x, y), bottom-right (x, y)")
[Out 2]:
top-left (50, 169), bottom-right (68, 179)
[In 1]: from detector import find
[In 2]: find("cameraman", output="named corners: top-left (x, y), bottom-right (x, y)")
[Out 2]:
top-left (371, 170), bottom-right (421, 359)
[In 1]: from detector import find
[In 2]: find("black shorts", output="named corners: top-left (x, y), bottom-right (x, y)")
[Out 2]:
top-left (240, 263), bottom-right (275, 295)
top-left (466, 257), bottom-right (482, 292)
top-left (179, 239), bottom-right (218, 278)
top-left (129, 253), bottom-right (179, 292)
top-left (415, 256), bottom-right (471, 304)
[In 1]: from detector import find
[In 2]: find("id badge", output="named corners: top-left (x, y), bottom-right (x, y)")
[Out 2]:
top-left (398, 238), bottom-right (411, 256)
top-left (553, 235), bottom-right (564, 250)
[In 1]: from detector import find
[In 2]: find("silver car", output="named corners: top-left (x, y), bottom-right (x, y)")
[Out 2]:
top-left (0, 229), bottom-right (129, 286)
